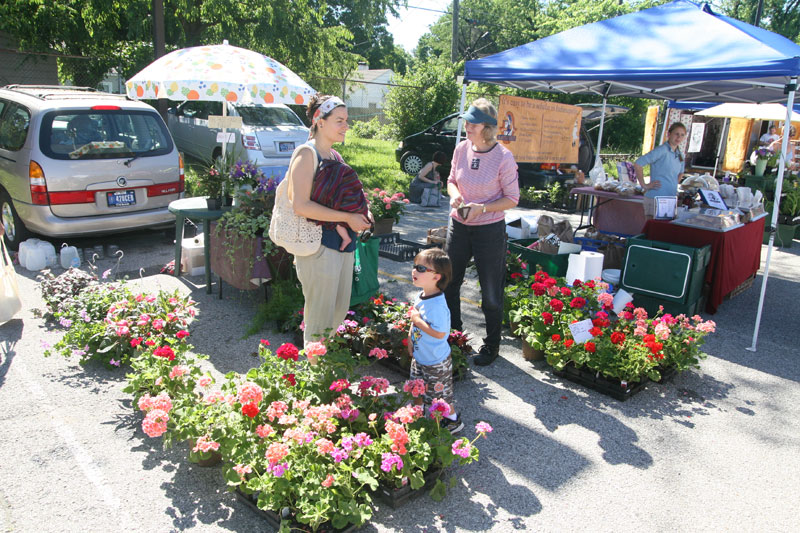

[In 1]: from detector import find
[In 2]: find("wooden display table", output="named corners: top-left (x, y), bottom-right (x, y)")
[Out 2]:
top-left (571, 186), bottom-right (646, 236)
top-left (644, 217), bottom-right (765, 314)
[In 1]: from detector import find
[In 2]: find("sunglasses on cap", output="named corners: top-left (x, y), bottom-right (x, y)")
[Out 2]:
top-left (412, 264), bottom-right (437, 274)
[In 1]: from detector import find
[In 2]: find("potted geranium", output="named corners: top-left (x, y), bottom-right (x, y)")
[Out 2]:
top-left (368, 188), bottom-right (410, 235)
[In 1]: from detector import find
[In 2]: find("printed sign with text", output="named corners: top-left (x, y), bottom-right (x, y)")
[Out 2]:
top-left (497, 95), bottom-right (581, 164)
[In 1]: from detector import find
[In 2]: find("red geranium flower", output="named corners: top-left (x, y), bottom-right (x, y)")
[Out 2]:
top-left (570, 297), bottom-right (586, 308)
top-left (551, 334), bottom-right (561, 342)
top-left (589, 326), bottom-right (603, 337)
top-left (510, 272), bottom-right (523, 279)
top-left (544, 278), bottom-right (557, 288)
top-left (564, 339), bottom-right (575, 348)
top-left (573, 279), bottom-right (582, 287)
top-left (531, 282), bottom-right (546, 296)
top-left (550, 299), bottom-right (564, 312)
top-left (534, 271), bottom-right (548, 282)
top-left (176, 329), bottom-right (190, 339)
top-left (560, 286), bottom-right (572, 296)
top-left (585, 342), bottom-right (596, 353)
top-left (401, 338), bottom-right (409, 347)
top-left (130, 337), bottom-right (143, 348)
top-left (282, 374), bottom-right (297, 386)
top-left (276, 343), bottom-right (299, 361)
top-left (153, 345), bottom-right (175, 361)
top-left (585, 280), bottom-right (596, 289)
top-left (541, 311), bottom-right (553, 325)
top-left (241, 402), bottom-right (260, 418)
top-left (260, 339), bottom-right (270, 346)
top-left (610, 332), bottom-right (626, 345)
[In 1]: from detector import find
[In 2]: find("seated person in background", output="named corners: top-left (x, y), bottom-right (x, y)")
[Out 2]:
top-left (409, 151), bottom-right (448, 204)
top-left (759, 126), bottom-right (780, 146)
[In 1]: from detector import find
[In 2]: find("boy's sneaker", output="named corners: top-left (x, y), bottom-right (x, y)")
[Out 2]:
top-left (441, 415), bottom-right (464, 435)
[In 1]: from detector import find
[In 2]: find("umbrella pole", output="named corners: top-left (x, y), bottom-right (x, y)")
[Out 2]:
top-left (594, 96), bottom-right (607, 168)
top-left (748, 76), bottom-right (797, 352)
top-left (221, 103), bottom-right (228, 161)
top-left (712, 118), bottom-right (729, 177)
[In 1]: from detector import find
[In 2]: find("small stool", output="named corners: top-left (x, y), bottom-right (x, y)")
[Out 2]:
top-left (168, 197), bottom-right (228, 293)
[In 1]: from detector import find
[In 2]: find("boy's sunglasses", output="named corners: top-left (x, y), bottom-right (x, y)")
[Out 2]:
top-left (413, 264), bottom-right (436, 274)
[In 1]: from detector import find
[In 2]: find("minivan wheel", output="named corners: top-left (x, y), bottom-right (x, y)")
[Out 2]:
top-left (1, 190), bottom-right (31, 251)
top-left (400, 152), bottom-right (424, 175)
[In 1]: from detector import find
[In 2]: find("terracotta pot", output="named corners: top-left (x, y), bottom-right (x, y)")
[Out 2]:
top-left (522, 339), bottom-right (545, 361)
top-left (373, 218), bottom-right (394, 236)
top-left (508, 320), bottom-right (521, 337)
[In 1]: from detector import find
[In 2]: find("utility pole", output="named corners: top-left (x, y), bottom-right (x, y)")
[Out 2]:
top-left (754, 0), bottom-right (764, 27)
top-left (451, 0), bottom-right (460, 62)
top-left (153, 0), bottom-right (168, 120)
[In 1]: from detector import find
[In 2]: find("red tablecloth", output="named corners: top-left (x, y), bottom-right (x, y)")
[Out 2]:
top-left (644, 218), bottom-right (764, 314)
top-left (571, 187), bottom-right (646, 235)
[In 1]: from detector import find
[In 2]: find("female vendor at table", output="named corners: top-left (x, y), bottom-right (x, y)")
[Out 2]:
top-left (633, 122), bottom-right (687, 218)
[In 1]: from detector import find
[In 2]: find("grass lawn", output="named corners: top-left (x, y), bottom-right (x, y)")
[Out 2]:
top-left (336, 136), bottom-right (412, 193)
top-left (182, 136), bottom-right (412, 198)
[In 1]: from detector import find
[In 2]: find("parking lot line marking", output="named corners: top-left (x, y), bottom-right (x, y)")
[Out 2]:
top-left (378, 269), bottom-right (480, 307)
top-left (15, 360), bottom-right (136, 529)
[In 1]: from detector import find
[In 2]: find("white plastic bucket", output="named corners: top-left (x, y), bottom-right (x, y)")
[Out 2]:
top-left (602, 268), bottom-right (621, 285)
top-left (25, 245), bottom-right (47, 271)
top-left (37, 241), bottom-right (57, 267)
top-left (60, 243), bottom-right (81, 269)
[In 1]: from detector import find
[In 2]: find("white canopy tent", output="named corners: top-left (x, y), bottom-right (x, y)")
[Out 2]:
top-left (460, 0), bottom-right (800, 351)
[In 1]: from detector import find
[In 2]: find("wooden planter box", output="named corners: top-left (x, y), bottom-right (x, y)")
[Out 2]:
top-left (210, 222), bottom-right (293, 290)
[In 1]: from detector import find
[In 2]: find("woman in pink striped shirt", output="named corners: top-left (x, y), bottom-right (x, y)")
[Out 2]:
top-left (445, 98), bottom-right (520, 366)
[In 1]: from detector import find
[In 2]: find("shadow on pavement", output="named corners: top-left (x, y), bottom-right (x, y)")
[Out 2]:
top-left (0, 318), bottom-right (23, 389)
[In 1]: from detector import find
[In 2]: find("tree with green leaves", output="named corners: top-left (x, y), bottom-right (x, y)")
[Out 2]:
top-left (383, 55), bottom-right (461, 140)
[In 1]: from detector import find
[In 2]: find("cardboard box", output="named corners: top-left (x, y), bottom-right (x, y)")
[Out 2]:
top-left (505, 214), bottom-right (527, 239)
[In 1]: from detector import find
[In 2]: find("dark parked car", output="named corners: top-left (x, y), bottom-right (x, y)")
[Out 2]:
top-left (395, 104), bottom-right (628, 189)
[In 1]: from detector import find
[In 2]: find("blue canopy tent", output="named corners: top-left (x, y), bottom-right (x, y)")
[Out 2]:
top-left (462, 0), bottom-right (800, 351)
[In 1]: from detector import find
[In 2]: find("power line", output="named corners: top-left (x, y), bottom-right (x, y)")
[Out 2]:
top-left (407, 5), bottom-right (448, 14)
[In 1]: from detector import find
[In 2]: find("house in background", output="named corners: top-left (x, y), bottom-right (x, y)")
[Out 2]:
top-left (0, 32), bottom-right (59, 86)
top-left (344, 63), bottom-right (394, 124)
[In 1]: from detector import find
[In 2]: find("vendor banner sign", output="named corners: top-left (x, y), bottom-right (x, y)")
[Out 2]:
top-left (497, 95), bottom-right (581, 163)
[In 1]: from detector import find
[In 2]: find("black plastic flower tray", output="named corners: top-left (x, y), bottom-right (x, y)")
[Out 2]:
top-left (378, 233), bottom-right (434, 262)
top-left (553, 364), bottom-right (649, 402)
top-left (373, 467), bottom-right (443, 509)
top-left (235, 489), bottom-right (358, 533)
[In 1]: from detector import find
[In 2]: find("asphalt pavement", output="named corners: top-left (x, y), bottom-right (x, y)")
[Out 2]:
top-left (1, 201), bottom-right (798, 532)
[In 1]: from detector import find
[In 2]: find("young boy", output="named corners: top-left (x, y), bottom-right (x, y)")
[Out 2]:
top-left (408, 248), bottom-right (463, 434)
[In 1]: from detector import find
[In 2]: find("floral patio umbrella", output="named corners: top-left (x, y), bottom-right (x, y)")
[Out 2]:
top-left (125, 41), bottom-right (316, 106)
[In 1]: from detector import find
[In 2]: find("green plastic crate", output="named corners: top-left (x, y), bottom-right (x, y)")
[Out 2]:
top-left (508, 238), bottom-right (570, 277)
top-left (620, 235), bottom-right (710, 305)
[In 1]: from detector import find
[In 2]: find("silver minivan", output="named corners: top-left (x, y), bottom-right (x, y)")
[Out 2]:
top-left (0, 85), bottom-right (184, 249)
top-left (167, 101), bottom-right (309, 173)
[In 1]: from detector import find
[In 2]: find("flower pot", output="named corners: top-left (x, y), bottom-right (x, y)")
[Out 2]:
top-left (206, 197), bottom-right (222, 210)
top-left (521, 339), bottom-right (545, 361)
top-left (187, 439), bottom-right (222, 467)
top-left (374, 467), bottom-right (443, 509)
top-left (236, 489), bottom-right (359, 532)
top-left (373, 218), bottom-right (394, 236)
top-left (508, 319), bottom-right (520, 337)
top-left (754, 158), bottom-right (767, 177)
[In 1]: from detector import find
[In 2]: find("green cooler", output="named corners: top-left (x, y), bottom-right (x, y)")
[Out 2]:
top-left (620, 235), bottom-right (710, 315)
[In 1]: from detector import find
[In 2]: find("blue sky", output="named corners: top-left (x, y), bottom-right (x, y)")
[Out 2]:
top-left (386, 1), bottom-right (451, 53)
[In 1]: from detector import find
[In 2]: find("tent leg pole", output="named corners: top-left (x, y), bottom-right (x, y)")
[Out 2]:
top-left (748, 76), bottom-right (797, 352)
top-left (712, 118), bottom-right (728, 177)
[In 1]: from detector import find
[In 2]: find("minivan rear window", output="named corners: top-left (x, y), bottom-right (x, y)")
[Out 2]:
top-left (236, 106), bottom-right (303, 127)
top-left (39, 110), bottom-right (173, 160)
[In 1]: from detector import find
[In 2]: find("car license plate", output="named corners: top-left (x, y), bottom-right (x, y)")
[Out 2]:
top-left (107, 190), bottom-right (136, 207)
top-left (278, 141), bottom-right (295, 152)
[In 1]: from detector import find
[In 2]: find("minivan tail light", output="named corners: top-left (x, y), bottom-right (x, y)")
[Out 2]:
top-left (91, 105), bottom-right (121, 110)
top-left (178, 153), bottom-right (185, 193)
top-left (242, 134), bottom-right (261, 150)
top-left (29, 160), bottom-right (49, 205)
